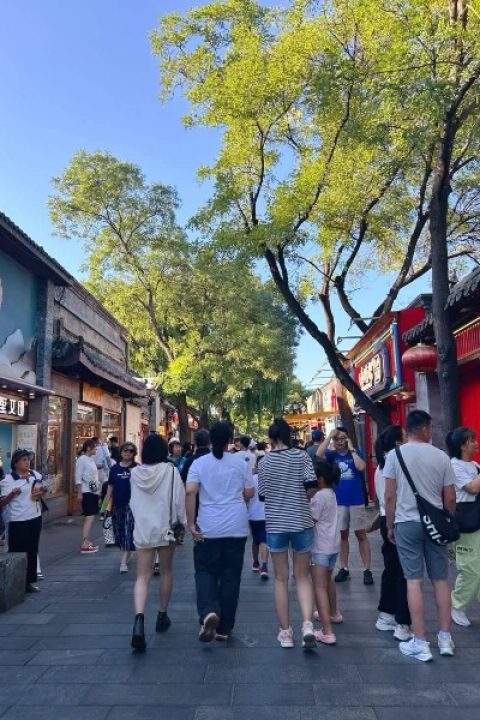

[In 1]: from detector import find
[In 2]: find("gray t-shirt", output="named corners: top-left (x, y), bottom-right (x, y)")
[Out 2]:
top-left (307, 444), bottom-right (320, 461)
top-left (383, 441), bottom-right (455, 524)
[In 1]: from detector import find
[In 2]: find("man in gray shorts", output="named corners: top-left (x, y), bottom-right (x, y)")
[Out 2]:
top-left (384, 410), bottom-right (456, 662)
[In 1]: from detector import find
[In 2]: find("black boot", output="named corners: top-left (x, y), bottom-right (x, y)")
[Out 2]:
top-left (156, 611), bottom-right (171, 633)
top-left (131, 613), bottom-right (146, 650)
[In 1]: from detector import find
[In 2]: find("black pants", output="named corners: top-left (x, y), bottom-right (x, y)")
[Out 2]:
top-left (8, 515), bottom-right (42, 586)
top-left (194, 536), bottom-right (247, 635)
top-left (378, 517), bottom-right (411, 625)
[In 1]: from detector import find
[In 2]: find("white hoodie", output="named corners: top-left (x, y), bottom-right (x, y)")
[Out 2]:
top-left (129, 462), bottom-right (186, 549)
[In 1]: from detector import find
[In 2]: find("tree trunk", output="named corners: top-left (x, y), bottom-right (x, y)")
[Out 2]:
top-left (198, 409), bottom-right (210, 429)
top-left (429, 158), bottom-right (460, 434)
top-left (264, 248), bottom-right (389, 429)
top-left (175, 391), bottom-right (190, 444)
top-left (335, 380), bottom-right (358, 446)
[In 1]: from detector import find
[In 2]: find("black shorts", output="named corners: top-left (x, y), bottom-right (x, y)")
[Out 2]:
top-left (249, 520), bottom-right (266, 546)
top-left (82, 492), bottom-right (100, 517)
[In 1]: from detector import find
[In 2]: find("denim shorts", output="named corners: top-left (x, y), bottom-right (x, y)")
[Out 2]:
top-left (266, 527), bottom-right (313, 554)
top-left (311, 551), bottom-right (338, 569)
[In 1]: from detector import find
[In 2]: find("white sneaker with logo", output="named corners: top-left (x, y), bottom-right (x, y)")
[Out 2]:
top-left (399, 638), bottom-right (433, 662)
top-left (301, 620), bottom-right (317, 649)
top-left (393, 624), bottom-right (413, 642)
top-left (438, 633), bottom-right (455, 656)
top-left (375, 612), bottom-right (396, 631)
top-left (277, 627), bottom-right (294, 648)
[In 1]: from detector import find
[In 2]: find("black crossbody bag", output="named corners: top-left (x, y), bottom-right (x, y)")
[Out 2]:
top-left (395, 447), bottom-right (459, 546)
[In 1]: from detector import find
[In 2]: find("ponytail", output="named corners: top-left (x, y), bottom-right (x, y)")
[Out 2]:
top-left (268, 417), bottom-right (292, 448)
top-left (209, 421), bottom-right (232, 460)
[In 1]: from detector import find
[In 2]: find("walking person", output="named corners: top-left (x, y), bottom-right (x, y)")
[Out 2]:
top-left (129, 433), bottom-right (186, 650)
top-left (309, 459), bottom-right (343, 645)
top-left (104, 442), bottom-right (138, 573)
top-left (446, 427), bottom-right (480, 627)
top-left (384, 410), bottom-right (456, 661)
top-left (186, 422), bottom-right (254, 642)
top-left (248, 458), bottom-right (269, 580)
top-left (180, 429), bottom-right (211, 484)
top-left (258, 417), bottom-right (317, 649)
top-left (374, 425), bottom-right (412, 641)
top-left (317, 427), bottom-right (373, 585)
top-left (75, 438), bottom-right (101, 554)
top-left (0, 448), bottom-right (45, 592)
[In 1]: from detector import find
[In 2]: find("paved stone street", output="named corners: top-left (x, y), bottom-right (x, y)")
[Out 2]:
top-left (1, 514), bottom-right (480, 720)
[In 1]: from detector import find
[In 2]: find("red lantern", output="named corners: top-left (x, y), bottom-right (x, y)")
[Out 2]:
top-left (402, 343), bottom-right (437, 373)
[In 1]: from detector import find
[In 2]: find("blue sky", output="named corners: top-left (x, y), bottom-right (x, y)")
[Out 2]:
top-left (0, 0), bottom-right (429, 388)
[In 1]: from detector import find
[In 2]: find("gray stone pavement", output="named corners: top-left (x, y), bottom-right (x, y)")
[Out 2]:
top-left (0, 512), bottom-right (479, 719)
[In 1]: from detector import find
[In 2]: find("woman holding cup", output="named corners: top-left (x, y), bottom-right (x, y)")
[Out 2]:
top-left (0, 448), bottom-right (45, 592)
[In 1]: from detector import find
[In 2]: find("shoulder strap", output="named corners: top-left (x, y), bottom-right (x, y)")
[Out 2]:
top-left (394, 447), bottom-right (419, 497)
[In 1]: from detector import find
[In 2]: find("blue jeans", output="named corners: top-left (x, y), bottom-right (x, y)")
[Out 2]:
top-left (194, 536), bottom-right (247, 635)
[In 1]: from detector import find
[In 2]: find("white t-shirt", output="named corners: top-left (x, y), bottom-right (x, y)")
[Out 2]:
top-left (75, 454), bottom-right (100, 495)
top-left (375, 466), bottom-right (386, 516)
top-left (187, 451), bottom-right (254, 538)
top-left (0, 472), bottom-right (42, 522)
top-left (248, 474), bottom-right (265, 521)
top-left (383, 441), bottom-right (456, 524)
top-left (451, 458), bottom-right (480, 503)
top-left (236, 449), bottom-right (255, 475)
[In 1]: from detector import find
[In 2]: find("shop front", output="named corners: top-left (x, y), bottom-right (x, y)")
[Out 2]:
top-left (350, 307), bottom-right (425, 498)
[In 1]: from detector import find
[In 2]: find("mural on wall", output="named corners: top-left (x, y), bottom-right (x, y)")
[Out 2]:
top-left (0, 255), bottom-right (38, 384)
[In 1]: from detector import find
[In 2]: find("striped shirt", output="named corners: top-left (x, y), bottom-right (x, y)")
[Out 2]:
top-left (258, 448), bottom-right (315, 533)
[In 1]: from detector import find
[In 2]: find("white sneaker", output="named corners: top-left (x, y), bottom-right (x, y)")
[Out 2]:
top-left (277, 627), bottom-right (294, 648)
top-left (451, 608), bottom-right (471, 627)
top-left (375, 613), bottom-right (396, 631)
top-left (393, 624), bottom-right (413, 641)
top-left (301, 620), bottom-right (317, 650)
top-left (399, 638), bottom-right (433, 662)
top-left (438, 634), bottom-right (455, 656)
top-left (120, 563), bottom-right (128, 573)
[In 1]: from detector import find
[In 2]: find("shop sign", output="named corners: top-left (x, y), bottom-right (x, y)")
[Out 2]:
top-left (359, 351), bottom-right (385, 392)
top-left (82, 383), bottom-right (122, 413)
top-left (0, 395), bottom-right (27, 420)
top-left (14, 424), bottom-right (37, 455)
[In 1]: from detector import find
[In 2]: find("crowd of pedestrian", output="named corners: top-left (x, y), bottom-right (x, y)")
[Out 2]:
top-left (1, 411), bottom-right (479, 664)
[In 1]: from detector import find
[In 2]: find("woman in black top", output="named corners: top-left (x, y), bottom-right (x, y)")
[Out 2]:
top-left (105, 442), bottom-right (137, 573)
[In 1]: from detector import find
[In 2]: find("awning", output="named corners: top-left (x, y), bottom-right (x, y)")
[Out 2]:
top-left (0, 375), bottom-right (53, 398)
top-left (52, 337), bottom-right (147, 398)
top-left (284, 411), bottom-right (338, 425)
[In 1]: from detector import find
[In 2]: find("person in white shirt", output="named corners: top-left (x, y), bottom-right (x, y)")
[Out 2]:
top-left (75, 438), bottom-right (101, 554)
top-left (186, 422), bottom-right (254, 643)
top-left (248, 460), bottom-right (269, 580)
top-left (129, 433), bottom-right (186, 650)
top-left (373, 425), bottom-right (411, 641)
top-left (0, 448), bottom-right (45, 592)
top-left (446, 427), bottom-right (480, 628)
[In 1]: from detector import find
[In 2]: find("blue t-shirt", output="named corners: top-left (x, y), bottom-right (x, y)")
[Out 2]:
top-left (108, 463), bottom-right (136, 508)
top-left (325, 449), bottom-right (365, 506)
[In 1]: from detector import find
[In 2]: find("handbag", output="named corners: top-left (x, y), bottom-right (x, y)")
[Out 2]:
top-left (102, 513), bottom-right (116, 546)
top-left (395, 448), bottom-right (460, 546)
top-left (169, 466), bottom-right (184, 543)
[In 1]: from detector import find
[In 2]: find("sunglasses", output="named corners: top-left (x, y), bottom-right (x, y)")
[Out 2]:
top-left (123, 447), bottom-right (135, 453)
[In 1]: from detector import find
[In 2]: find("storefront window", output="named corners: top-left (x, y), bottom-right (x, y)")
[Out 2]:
top-left (77, 404), bottom-right (100, 423)
top-left (102, 410), bottom-right (121, 444)
top-left (46, 396), bottom-right (68, 497)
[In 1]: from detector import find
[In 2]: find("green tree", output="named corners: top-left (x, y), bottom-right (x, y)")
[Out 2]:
top-left (49, 150), bottom-right (299, 439)
top-left (152, 0), bottom-right (480, 432)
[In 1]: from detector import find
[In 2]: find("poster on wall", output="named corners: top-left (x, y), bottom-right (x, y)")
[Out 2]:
top-left (13, 424), bottom-right (38, 465)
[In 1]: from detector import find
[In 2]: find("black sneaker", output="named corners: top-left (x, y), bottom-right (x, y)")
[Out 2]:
top-left (334, 568), bottom-right (350, 583)
top-left (155, 612), bottom-right (171, 633)
top-left (363, 569), bottom-right (374, 585)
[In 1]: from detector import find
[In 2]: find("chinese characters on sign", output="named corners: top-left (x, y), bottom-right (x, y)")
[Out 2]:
top-left (0, 395), bottom-right (27, 419)
top-left (359, 352), bottom-right (385, 392)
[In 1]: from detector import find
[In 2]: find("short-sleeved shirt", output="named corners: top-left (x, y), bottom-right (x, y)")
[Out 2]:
top-left (310, 488), bottom-right (340, 555)
top-left (307, 444), bottom-right (321, 461)
top-left (383, 442), bottom-right (456, 523)
top-left (325, 449), bottom-right (365, 506)
top-left (108, 463), bottom-right (136, 508)
top-left (187, 451), bottom-right (254, 538)
top-left (451, 458), bottom-right (479, 503)
top-left (258, 448), bottom-right (315, 533)
top-left (248, 474), bottom-right (265, 521)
